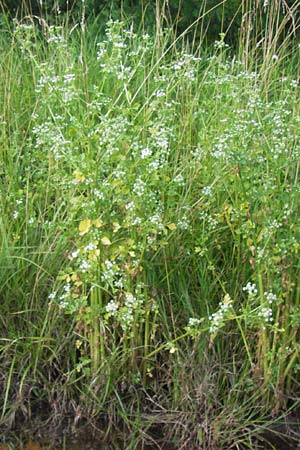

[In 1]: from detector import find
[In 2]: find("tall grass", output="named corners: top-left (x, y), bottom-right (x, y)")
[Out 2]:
top-left (1, 1), bottom-right (300, 448)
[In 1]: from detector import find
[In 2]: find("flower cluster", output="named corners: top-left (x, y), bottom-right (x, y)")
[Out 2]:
top-left (243, 282), bottom-right (258, 297)
top-left (209, 294), bottom-right (232, 334)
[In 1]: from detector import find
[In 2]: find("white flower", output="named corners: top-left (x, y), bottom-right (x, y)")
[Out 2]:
top-left (188, 318), bottom-right (202, 327)
top-left (177, 216), bottom-right (189, 230)
top-left (153, 89), bottom-right (165, 97)
top-left (84, 243), bottom-right (97, 251)
top-left (125, 201), bottom-right (135, 211)
top-left (141, 147), bottom-right (152, 159)
top-left (132, 216), bottom-right (142, 226)
top-left (63, 73), bottom-right (75, 83)
top-left (93, 189), bottom-right (104, 200)
top-left (243, 282), bottom-right (258, 296)
top-left (209, 294), bottom-right (232, 333)
top-left (133, 178), bottom-right (146, 197)
top-left (202, 186), bottom-right (213, 196)
top-left (80, 260), bottom-right (91, 272)
top-left (174, 174), bottom-right (184, 185)
top-left (258, 307), bottom-right (273, 323)
top-left (71, 249), bottom-right (80, 259)
top-left (264, 291), bottom-right (277, 304)
top-left (149, 160), bottom-right (161, 171)
top-left (124, 293), bottom-right (137, 307)
top-left (63, 283), bottom-right (71, 292)
top-left (106, 300), bottom-right (119, 314)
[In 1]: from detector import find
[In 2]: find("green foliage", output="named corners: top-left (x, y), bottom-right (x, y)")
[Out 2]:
top-left (1, 0), bottom-right (299, 45)
top-left (1, 0), bottom-right (75, 14)
top-left (167, 0), bottom-right (242, 43)
top-left (1, 5), bottom-right (300, 448)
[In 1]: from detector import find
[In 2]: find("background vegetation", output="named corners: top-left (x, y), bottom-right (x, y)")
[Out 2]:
top-left (2, 0), bottom-right (300, 43)
top-left (1, 1), bottom-right (300, 449)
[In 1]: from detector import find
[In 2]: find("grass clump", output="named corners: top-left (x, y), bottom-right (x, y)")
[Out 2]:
top-left (1, 3), bottom-right (300, 448)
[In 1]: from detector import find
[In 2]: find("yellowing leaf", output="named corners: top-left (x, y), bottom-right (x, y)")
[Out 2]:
top-left (73, 170), bottom-right (85, 183)
top-left (113, 222), bottom-right (121, 233)
top-left (127, 239), bottom-right (135, 247)
top-left (71, 273), bottom-right (79, 282)
top-left (89, 249), bottom-right (100, 261)
top-left (93, 218), bottom-right (103, 228)
top-left (247, 238), bottom-right (253, 247)
top-left (223, 293), bottom-right (232, 305)
top-left (101, 236), bottom-right (112, 246)
top-left (166, 223), bottom-right (177, 231)
top-left (79, 219), bottom-right (92, 235)
top-left (224, 204), bottom-right (233, 215)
